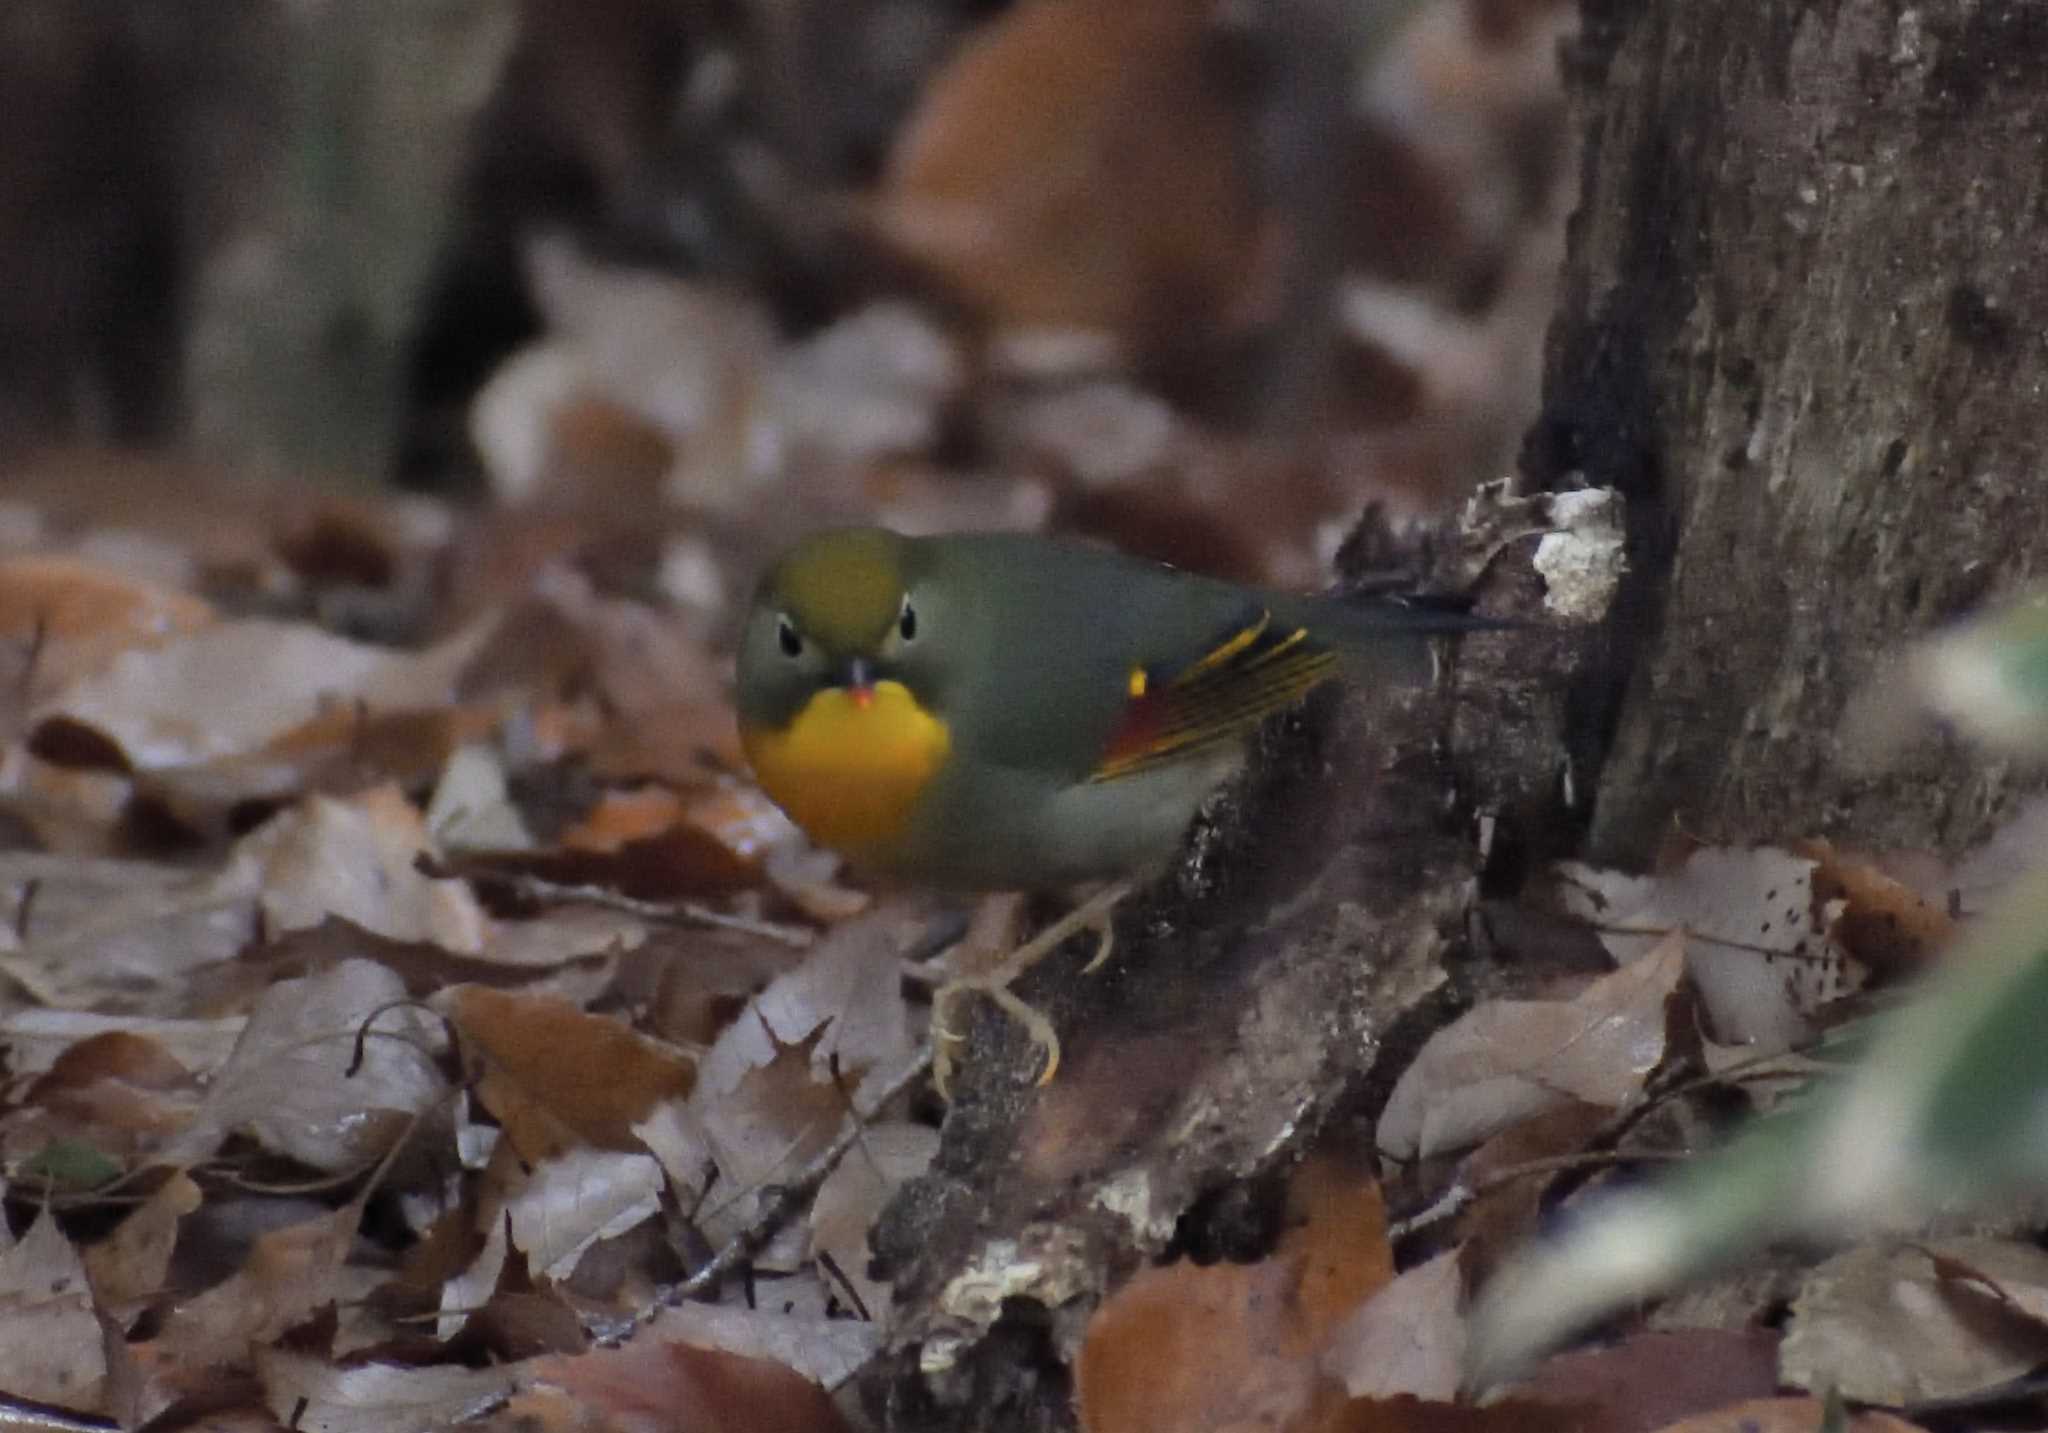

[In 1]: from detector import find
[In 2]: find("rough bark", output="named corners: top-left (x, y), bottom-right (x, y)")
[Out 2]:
top-left (859, 491), bottom-right (1595, 1430)
top-left (1528, 0), bottom-right (2048, 860)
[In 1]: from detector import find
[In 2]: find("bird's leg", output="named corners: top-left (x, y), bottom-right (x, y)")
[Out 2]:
top-left (933, 881), bottom-right (1132, 1095)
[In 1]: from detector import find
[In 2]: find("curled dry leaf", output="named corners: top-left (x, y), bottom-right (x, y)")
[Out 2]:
top-left (1378, 931), bottom-right (1686, 1160)
top-left (168, 957), bottom-right (449, 1172)
top-left (1556, 848), bottom-right (1856, 1051)
top-left (426, 743), bottom-right (534, 853)
top-left (0, 1210), bottom-right (108, 1413)
top-left (441, 984), bottom-right (697, 1160)
top-left (634, 909), bottom-right (920, 1240)
top-left (1798, 838), bottom-right (1955, 977)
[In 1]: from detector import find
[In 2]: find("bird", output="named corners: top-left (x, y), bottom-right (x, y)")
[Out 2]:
top-left (736, 526), bottom-right (1501, 1086)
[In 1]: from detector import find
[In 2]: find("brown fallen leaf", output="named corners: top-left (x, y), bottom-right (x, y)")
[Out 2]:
top-left (1644, 1399), bottom-right (1929, 1433)
top-left (511, 1338), bottom-right (852, 1433)
top-left (1799, 837), bottom-right (1956, 978)
top-left (1077, 1156), bottom-right (1393, 1433)
top-left (32, 616), bottom-right (492, 771)
top-left (872, 0), bottom-right (1268, 367)
top-left (1509, 1328), bottom-right (1783, 1433)
top-left (444, 983), bottom-right (697, 1160)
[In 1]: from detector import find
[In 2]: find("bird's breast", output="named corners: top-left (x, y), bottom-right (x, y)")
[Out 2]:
top-left (739, 681), bottom-right (952, 862)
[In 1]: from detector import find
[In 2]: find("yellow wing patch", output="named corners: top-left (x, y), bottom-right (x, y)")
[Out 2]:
top-left (1091, 613), bottom-right (1336, 783)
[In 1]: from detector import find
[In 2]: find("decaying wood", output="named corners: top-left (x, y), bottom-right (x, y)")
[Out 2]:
top-left (859, 489), bottom-right (1603, 1430)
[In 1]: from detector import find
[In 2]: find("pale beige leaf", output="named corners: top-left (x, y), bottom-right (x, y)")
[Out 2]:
top-left (168, 958), bottom-right (448, 1171)
top-left (808, 1121), bottom-right (940, 1324)
top-left (1320, 1248), bottom-right (1465, 1399)
top-left (257, 1348), bottom-right (517, 1433)
top-left (0, 1210), bottom-right (107, 1412)
top-left (1781, 1237), bottom-right (2048, 1404)
top-left (83, 1171), bottom-right (202, 1306)
top-left (647, 1302), bottom-right (882, 1390)
top-left (504, 1147), bottom-right (664, 1280)
top-left (36, 617), bottom-right (492, 770)
top-left (1557, 848), bottom-right (1852, 1050)
top-left (1378, 932), bottom-right (1685, 1159)
top-left (215, 786), bottom-right (489, 953)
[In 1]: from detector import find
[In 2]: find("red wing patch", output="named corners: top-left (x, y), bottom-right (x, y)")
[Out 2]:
top-left (1090, 611), bottom-right (1338, 783)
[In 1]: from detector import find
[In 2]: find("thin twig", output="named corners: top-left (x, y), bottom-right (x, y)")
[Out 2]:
top-left (1388, 1148), bottom-right (1689, 1243)
top-left (609, 1041), bottom-right (935, 1345)
top-left (482, 870), bottom-right (814, 949)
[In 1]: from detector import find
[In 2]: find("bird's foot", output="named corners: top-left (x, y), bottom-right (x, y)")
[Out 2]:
top-left (932, 882), bottom-right (1132, 1096)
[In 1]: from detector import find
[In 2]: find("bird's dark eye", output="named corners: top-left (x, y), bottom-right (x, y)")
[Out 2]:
top-left (777, 615), bottom-right (803, 658)
top-left (898, 598), bottom-right (918, 642)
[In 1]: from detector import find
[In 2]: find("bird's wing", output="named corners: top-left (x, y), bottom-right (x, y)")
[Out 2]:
top-left (1088, 605), bottom-right (1338, 783)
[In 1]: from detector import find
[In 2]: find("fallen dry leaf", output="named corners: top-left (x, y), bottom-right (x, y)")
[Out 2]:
top-left (516, 1337), bottom-right (852, 1433)
top-left (644, 1302), bottom-right (882, 1391)
top-left (33, 616), bottom-right (492, 770)
top-left (1321, 1249), bottom-right (1465, 1401)
top-left (149, 1200), bottom-right (360, 1374)
top-left (84, 1170), bottom-right (204, 1307)
top-left (1780, 1237), bottom-right (2048, 1404)
top-left (1555, 849), bottom-right (1856, 1051)
top-left (1644, 1399), bottom-right (1929, 1433)
top-left (168, 957), bottom-right (449, 1172)
top-left (257, 1347), bottom-right (519, 1433)
top-left (808, 1120), bottom-right (940, 1323)
top-left (501, 1146), bottom-right (665, 1281)
top-left (443, 983), bottom-right (697, 1159)
top-left (1378, 931), bottom-right (1686, 1160)
top-left (0, 553), bottom-right (214, 706)
top-left (218, 785), bottom-right (490, 954)
top-left (873, 0), bottom-right (1268, 365)
top-left (1509, 1328), bottom-right (1782, 1433)
top-left (1077, 1158), bottom-right (1393, 1433)
top-left (0, 1210), bottom-right (109, 1413)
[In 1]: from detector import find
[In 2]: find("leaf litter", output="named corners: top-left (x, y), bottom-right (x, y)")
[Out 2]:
top-left (0, 1), bottom-right (2010, 1425)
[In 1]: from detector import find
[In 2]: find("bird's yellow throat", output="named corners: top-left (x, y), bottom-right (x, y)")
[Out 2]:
top-left (740, 681), bottom-right (951, 860)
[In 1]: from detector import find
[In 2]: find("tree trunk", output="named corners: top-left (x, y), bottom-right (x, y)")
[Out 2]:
top-left (1531, 0), bottom-right (2048, 861)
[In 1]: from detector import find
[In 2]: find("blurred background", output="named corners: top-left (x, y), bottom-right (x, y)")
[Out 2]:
top-left (0, 0), bottom-right (1573, 595)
